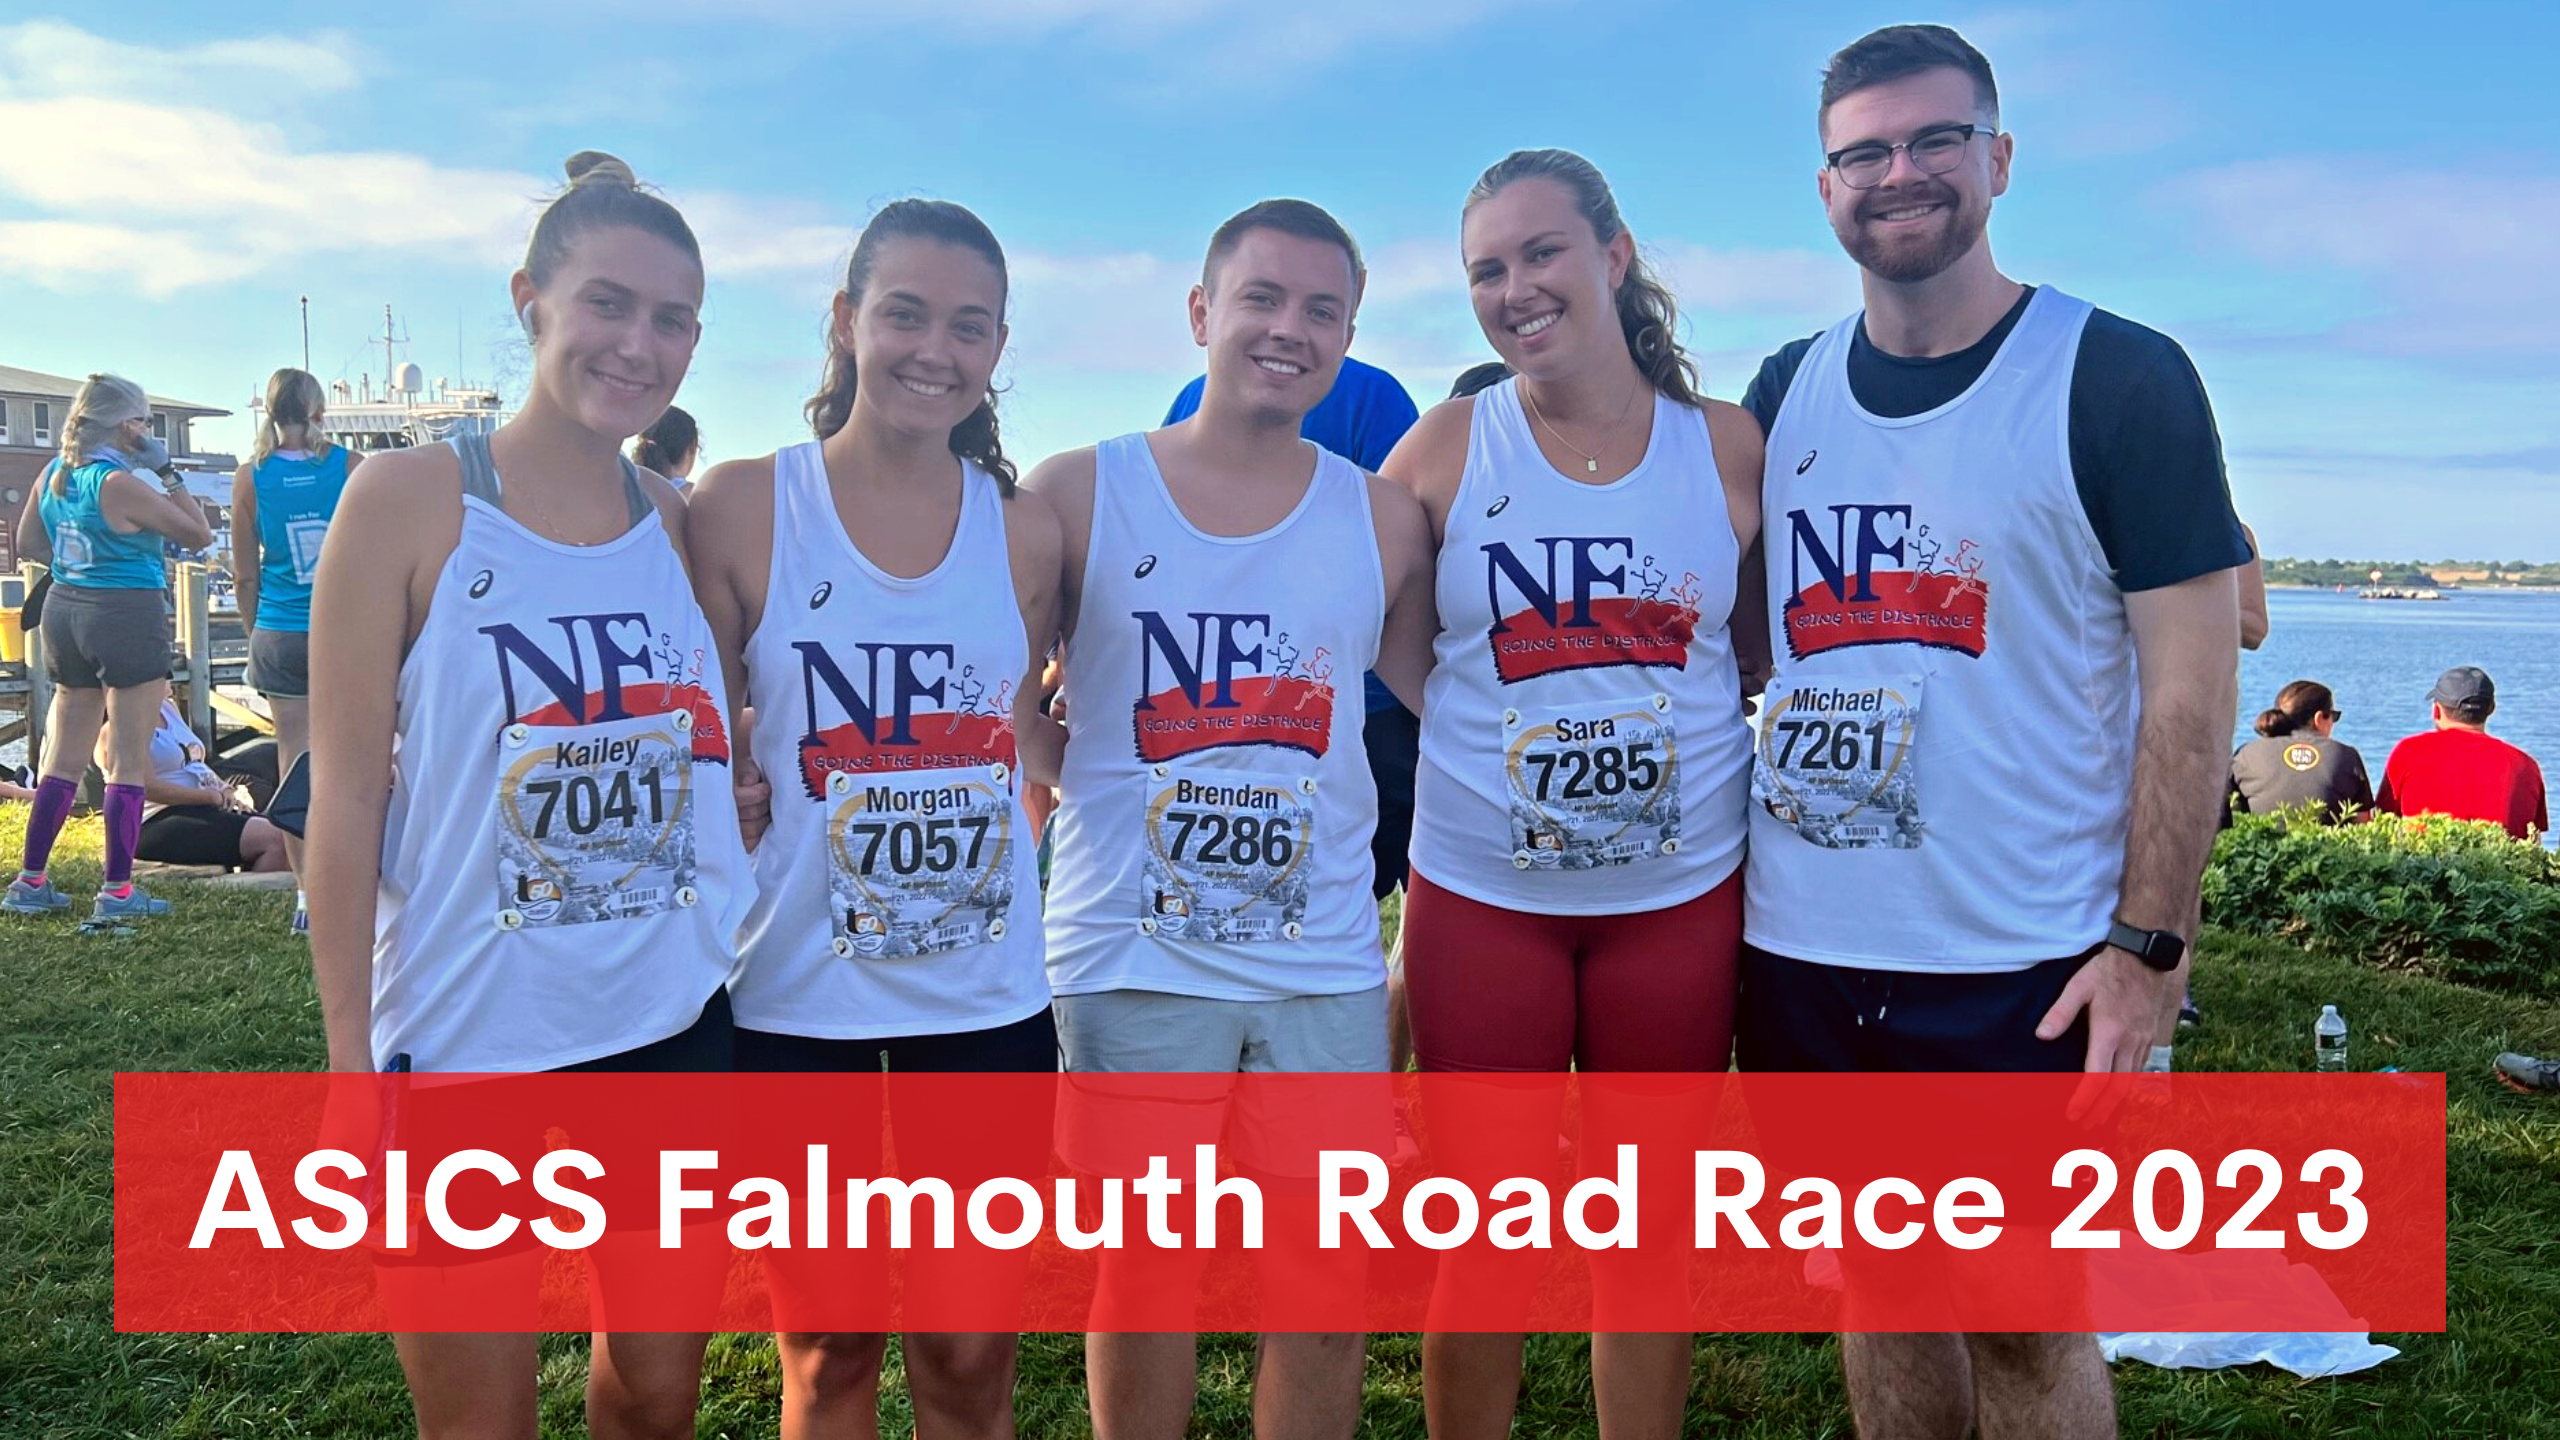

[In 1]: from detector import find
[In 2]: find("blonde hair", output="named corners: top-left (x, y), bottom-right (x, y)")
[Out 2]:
top-left (56, 373), bottom-right (150, 493)
top-left (253, 368), bottom-right (330, 465)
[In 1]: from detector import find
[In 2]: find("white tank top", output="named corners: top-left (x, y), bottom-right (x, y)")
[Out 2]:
top-left (1410, 381), bottom-right (1749, 914)
top-left (728, 443), bottom-right (1050, 1039)
top-left (1045, 433), bottom-right (1386, 1001)
top-left (1748, 287), bottom-right (2132, 972)
top-left (372, 435), bottom-right (751, 1072)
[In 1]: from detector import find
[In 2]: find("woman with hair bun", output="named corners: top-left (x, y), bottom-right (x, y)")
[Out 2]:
top-left (1380, 148), bottom-right (1766, 1439)
top-left (232, 366), bottom-right (358, 930)
top-left (2229, 678), bottom-right (2370, 820)
top-left (304, 150), bottom-right (752, 1438)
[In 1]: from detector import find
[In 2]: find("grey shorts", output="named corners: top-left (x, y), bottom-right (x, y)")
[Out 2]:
top-left (1053, 986), bottom-right (1392, 1179)
top-left (247, 627), bottom-right (310, 698)
top-left (39, 584), bottom-right (171, 690)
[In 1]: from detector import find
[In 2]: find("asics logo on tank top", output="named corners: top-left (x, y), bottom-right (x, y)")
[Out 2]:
top-left (480, 612), bottom-right (729, 765)
top-left (809, 581), bottom-right (833, 609)
top-left (1780, 505), bottom-right (1990, 662)
top-left (1481, 535), bottom-right (1702, 685)
top-left (1130, 610), bottom-right (1335, 762)
top-left (469, 569), bottom-right (495, 599)
top-left (790, 641), bottom-right (1016, 801)
top-left (1485, 494), bottom-right (1511, 517)
top-left (1134, 554), bottom-right (1158, 578)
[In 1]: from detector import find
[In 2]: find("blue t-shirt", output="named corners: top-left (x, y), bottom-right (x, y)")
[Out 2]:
top-left (36, 455), bottom-right (167, 591)
top-left (250, 447), bottom-right (352, 632)
top-left (1165, 355), bottom-right (1420, 711)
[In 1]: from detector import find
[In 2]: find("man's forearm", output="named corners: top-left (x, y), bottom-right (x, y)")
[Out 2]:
top-left (2118, 670), bottom-right (2236, 935)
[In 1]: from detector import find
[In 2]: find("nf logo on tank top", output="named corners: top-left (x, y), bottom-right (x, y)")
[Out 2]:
top-left (790, 640), bottom-right (1015, 800)
top-left (1130, 610), bottom-right (1335, 763)
top-left (1481, 535), bottom-right (1702, 685)
top-left (480, 612), bottom-right (729, 764)
top-left (1780, 505), bottom-right (1991, 662)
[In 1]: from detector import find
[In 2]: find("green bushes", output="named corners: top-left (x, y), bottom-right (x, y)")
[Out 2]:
top-left (2204, 810), bottom-right (2560, 996)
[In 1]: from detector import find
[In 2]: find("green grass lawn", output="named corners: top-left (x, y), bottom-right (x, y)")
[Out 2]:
top-left (3, 812), bottom-right (2555, 1438)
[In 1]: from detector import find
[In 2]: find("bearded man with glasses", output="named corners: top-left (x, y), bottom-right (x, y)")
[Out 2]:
top-left (1734, 23), bottom-right (2254, 1440)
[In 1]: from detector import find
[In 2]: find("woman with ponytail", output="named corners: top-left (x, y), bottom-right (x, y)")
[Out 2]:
top-left (686, 198), bottom-right (1058, 1439)
top-left (1377, 148), bottom-right (1767, 1439)
top-left (231, 367), bottom-right (357, 930)
top-left (632, 405), bottom-right (700, 487)
top-left (2230, 678), bottom-right (2371, 820)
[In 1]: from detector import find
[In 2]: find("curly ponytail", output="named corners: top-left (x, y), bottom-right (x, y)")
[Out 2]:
top-left (1466, 148), bottom-right (1706, 410)
top-left (803, 199), bottom-right (1016, 493)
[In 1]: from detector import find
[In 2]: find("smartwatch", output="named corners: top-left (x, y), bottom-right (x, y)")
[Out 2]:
top-left (2106, 920), bottom-right (2187, 972)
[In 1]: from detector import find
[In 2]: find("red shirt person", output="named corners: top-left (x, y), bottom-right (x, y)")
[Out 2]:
top-left (2377, 666), bottom-right (2549, 839)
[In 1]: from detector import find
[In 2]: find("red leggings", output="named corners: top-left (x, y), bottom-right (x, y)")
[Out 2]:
top-left (1402, 869), bottom-right (1742, 1073)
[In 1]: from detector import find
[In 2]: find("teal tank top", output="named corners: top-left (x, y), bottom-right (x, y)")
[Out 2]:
top-left (251, 447), bottom-right (351, 631)
top-left (36, 457), bottom-right (167, 591)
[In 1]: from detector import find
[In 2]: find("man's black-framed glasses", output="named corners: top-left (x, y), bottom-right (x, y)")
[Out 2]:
top-left (1826, 123), bottom-right (1991, 190)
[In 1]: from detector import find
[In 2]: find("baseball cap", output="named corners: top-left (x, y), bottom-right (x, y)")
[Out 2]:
top-left (2429, 666), bottom-right (2495, 718)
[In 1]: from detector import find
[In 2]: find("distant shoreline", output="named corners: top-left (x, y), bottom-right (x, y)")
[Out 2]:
top-left (2266, 582), bottom-right (2560, 592)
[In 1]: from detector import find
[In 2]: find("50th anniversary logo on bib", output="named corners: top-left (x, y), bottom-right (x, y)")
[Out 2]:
top-left (1751, 678), bottom-right (1923, 850)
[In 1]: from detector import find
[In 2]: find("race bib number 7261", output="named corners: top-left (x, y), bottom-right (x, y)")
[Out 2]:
top-left (1751, 678), bottom-right (1923, 850)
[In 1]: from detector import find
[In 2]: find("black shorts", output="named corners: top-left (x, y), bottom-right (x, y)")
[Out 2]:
top-left (1735, 943), bottom-right (2094, 1073)
top-left (732, 1007), bottom-right (1057, 1074)
top-left (40, 583), bottom-right (170, 690)
top-left (1364, 701), bottom-right (1420, 899)
top-left (247, 627), bottom-right (309, 698)
top-left (136, 805), bottom-right (250, 868)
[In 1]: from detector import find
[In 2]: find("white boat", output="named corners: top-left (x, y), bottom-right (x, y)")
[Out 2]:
top-left (256, 306), bottom-right (513, 453)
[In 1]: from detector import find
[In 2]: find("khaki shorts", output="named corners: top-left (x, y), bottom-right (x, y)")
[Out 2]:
top-left (1052, 986), bottom-right (1391, 1181)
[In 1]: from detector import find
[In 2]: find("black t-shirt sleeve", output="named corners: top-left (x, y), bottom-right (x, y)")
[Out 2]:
top-left (2068, 311), bottom-right (2252, 592)
top-left (1739, 335), bottom-right (1820, 438)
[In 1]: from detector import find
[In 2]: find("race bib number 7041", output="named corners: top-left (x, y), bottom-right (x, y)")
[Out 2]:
top-left (1751, 678), bottom-right (1923, 850)
top-left (497, 710), bottom-right (698, 928)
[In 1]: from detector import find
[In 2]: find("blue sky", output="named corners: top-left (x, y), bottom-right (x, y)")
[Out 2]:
top-left (4, 1), bottom-right (2554, 559)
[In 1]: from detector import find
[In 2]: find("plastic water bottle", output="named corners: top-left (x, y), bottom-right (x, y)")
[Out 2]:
top-left (2315, 1005), bottom-right (2349, 1072)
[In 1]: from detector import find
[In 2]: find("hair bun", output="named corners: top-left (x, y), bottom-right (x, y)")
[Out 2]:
top-left (564, 150), bottom-right (636, 189)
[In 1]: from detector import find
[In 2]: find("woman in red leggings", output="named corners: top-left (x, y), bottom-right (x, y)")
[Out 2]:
top-left (1383, 148), bottom-right (1765, 1440)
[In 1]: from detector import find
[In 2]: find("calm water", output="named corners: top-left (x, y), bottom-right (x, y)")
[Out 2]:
top-left (2240, 587), bottom-right (2560, 835)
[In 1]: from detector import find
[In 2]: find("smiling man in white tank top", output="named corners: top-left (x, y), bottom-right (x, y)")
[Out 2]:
top-left (1020, 200), bottom-right (1437, 1440)
top-left (1735, 26), bottom-right (2250, 1440)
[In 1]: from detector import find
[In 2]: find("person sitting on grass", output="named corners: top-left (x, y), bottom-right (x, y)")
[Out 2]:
top-left (123, 699), bottom-right (288, 873)
top-left (2377, 666), bottom-right (2547, 841)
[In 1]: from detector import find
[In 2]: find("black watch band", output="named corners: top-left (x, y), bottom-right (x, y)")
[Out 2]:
top-left (2106, 920), bottom-right (2187, 972)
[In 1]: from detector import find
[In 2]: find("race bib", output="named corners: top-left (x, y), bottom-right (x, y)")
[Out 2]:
top-left (52, 524), bottom-right (93, 571)
top-left (495, 710), bottom-right (697, 929)
top-left (286, 516), bottom-right (330, 584)
top-left (825, 761), bottom-right (1017, 959)
top-left (1751, 677), bottom-right (1922, 850)
top-left (1502, 693), bottom-right (1680, 870)
top-left (1138, 766), bottom-right (1316, 944)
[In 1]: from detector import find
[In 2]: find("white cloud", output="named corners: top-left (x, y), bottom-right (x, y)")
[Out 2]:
top-left (0, 18), bottom-right (362, 100)
top-left (2165, 158), bottom-right (2560, 360)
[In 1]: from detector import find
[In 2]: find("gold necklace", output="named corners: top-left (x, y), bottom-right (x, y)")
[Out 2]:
top-left (1521, 378), bottom-right (1645, 475)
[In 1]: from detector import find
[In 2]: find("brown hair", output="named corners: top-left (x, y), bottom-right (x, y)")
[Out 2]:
top-left (524, 151), bottom-right (701, 289)
top-left (253, 367), bottom-right (330, 466)
top-left (1819, 24), bottom-right (2000, 132)
top-left (632, 405), bottom-right (697, 474)
top-left (2256, 680), bottom-right (2336, 738)
top-left (803, 199), bottom-right (1016, 491)
top-left (1464, 149), bottom-right (1706, 410)
top-left (1202, 198), bottom-right (1364, 293)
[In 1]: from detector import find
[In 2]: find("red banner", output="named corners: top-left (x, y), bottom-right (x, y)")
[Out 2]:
top-left (1489, 598), bottom-right (1697, 685)
top-left (116, 1072), bottom-right (2444, 1334)
top-left (1132, 677), bottom-right (1334, 762)
top-left (1783, 573), bottom-right (1989, 660)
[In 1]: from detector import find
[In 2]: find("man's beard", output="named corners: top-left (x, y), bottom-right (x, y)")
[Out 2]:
top-left (1836, 185), bottom-right (1988, 284)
